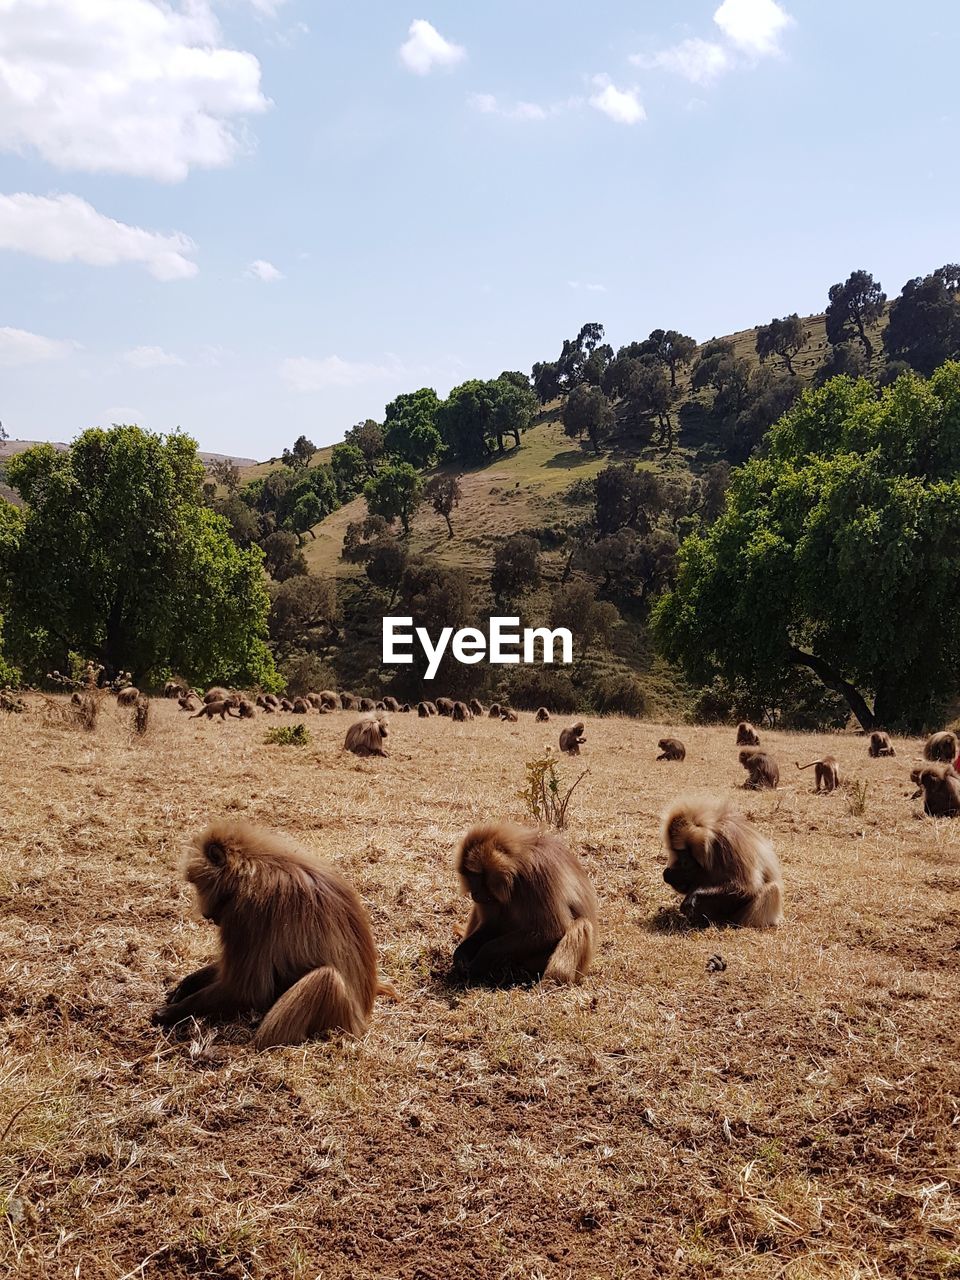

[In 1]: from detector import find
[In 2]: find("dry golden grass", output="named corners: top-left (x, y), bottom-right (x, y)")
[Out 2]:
top-left (1, 700), bottom-right (958, 1279)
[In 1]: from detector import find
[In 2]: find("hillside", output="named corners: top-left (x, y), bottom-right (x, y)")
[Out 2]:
top-left (298, 309), bottom-right (842, 582)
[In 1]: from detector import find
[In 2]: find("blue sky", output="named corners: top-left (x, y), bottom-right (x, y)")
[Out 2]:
top-left (0, 0), bottom-right (956, 459)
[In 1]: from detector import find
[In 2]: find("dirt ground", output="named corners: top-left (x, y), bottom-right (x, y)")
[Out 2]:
top-left (1, 699), bottom-right (958, 1279)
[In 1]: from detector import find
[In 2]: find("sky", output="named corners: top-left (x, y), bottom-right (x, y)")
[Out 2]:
top-left (0, 0), bottom-right (957, 459)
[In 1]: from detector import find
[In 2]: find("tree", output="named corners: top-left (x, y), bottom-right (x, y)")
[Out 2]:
top-left (268, 574), bottom-right (339, 660)
top-left (562, 385), bottom-right (615, 454)
top-left (343, 420), bottom-right (385, 477)
top-left (884, 265), bottom-right (960, 376)
top-left (365, 537), bottom-right (409, 604)
top-left (654, 366), bottom-right (960, 731)
top-left (490, 533), bottom-right (541, 604)
top-left (594, 465), bottom-right (664, 537)
top-left (330, 442), bottom-right (366, 498)
top-left (548, 582), bottom-right (617, 657)
top-left (383, 388), bottom-right (443, 469)
top-left (424, 473), bottom-right (462, 539)
top-left (341, 515), bottom-right (392, 563)
top-left (281, 435), bottom-right (316, 471)
top-left (531, 360), bottom-right (562, 405)
top-left (393, 559), bottom-right (474, 687)
top-left (639, 329), bottom-right (698, 387)
top-left (489, 375), bottom-right (537, 450)
top-left (755, 314), bottom-right (807, 375)
top-left (261, 529), bottom-right (307, 581)
top-left (825, 269), bottom-right (886, 364)
top-left (210, 458), bottom-right (241, 492)
top-left (364, 463), bottom-right (423, 536)
top-left (622, 361), bottom-right (677, 449)
top-left (437, 378), bottom-right (534, 463)
top-left (2, 426), bottom-right (278, 687)
top-left (812, 341), bottom-right (867, 388)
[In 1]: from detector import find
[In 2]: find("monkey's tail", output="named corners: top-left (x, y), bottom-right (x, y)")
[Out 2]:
top-left (376, 979), bottom-right (400, 1002)
top-left (253, 967), bottom-right (364, 1049)
top-left (543, 919), bottom-right (594, 984)
top-left (795, 761), bottom-right (818, 770)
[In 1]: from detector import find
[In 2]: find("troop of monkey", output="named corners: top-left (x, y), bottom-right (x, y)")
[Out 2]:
top-left (153, 793), bottom-right (777, 1049)
top-left (143, 710), bottom-right (960, 1050)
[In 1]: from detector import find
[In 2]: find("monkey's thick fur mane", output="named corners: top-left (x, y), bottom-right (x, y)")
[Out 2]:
top-left (660, 795), bottom-right (780, 893)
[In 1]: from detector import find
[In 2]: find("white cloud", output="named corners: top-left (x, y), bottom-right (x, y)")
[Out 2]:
top-left (0, 193), bottom-right (198, 281)
top-left (714, 0), bottom-right (794, 55)
top-left (632, 38), bottom-right (731, 86)
top-left (123, 346), bottom-right (185, 369)
top-left (246, 259), bottom-right (284, 282)
top-left (247, 0), bottom-right (288, 13)
top-left (589, 77), bottom-right (645, 126)
top-left (399, 20), bottom-right (465, 75)
top-left (568, 281), bottom-right (607, 294)
top-left (0, 0), bottom-right (269, 182)
top-left (280, 354), bottom-right (406, 393)
top-left (0, 327), bottom-right (78, 367)
top-left (470, 93), bottom-right (548, 122)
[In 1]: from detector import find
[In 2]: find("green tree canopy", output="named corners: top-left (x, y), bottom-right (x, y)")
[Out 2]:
top-left (281, 435), bottom-right (316, 470)
top-left (654, 366), bottom-right (960, 731)
top-left (755, 314), bottom-right (807, 375)
top-left (424, 473), bottom-right (462, 539)
top-left (825, 269), bottom-right (886, 364)
top-left (2, 426), bottom-right (278, 688)
top-left (491, 533), bottom-right (541, 604)
top-left (364, 462), bottom-right (423, 536)
top-left (884, 264), bottom-right (960, 376)
top-left (562, 385), bottom-right (615, 454)
top-left (383, 388), bottom-right (443, 469)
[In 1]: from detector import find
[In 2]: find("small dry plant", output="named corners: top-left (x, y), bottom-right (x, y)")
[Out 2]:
top-left (844, 778), bottom-right (869, 817)
top-left (265, 723), bottom-right (311, 747)
top-left (518, 751), bottom-right (589, 830)
top-left (133, 696), bottom-right (150, 737)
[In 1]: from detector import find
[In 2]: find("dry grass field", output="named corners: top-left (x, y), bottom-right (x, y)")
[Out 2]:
top-left (1, 699), bottom-right (958, 1279)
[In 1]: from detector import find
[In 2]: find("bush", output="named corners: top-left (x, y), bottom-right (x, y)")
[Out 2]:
top-left (517, 753), bottom-right (590, 830)
top-left (592, 675), bottom-right (648, 718)
top-left (503, 668), bottom-right (579, 714)
top-left (279, 654), bottom-right (336, 698)
top-left (265, 723), bottom-right (311, 747)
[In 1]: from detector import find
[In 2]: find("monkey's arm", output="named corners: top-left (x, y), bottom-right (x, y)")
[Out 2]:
top-left (152, 978), bottom-right (244, 1026)
top-left (452, 922), bottom-right (501, 972)
top-left (164, 963), bottom-right (219, 1005)
top-left (681, 885), bottom-right (753, 927)
top-left (465, 929), bottom-right (554, 978)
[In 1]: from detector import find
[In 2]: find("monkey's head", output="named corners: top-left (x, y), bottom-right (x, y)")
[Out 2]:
top-left (739, 749), bottom-right (759, 767)
top-left (456, 826), bottom-right (528, 907)
top-left (660, 798), bottom-right (739, 894)
top-left (182, 831), bottom-right (239, 924)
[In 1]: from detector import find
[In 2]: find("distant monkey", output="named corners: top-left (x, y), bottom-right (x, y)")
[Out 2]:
top-left (116, 686), bottom-right (139, 706)
top-left (204, 687), bottom-right (231, 705)
top-left (192, 699), bottom-right (240, 721)
top-left (661, 795), bottom-right (783, 928)
top-left (178, 694), bottom-right (200, 712)
top-left (318, 690), bottom-right (340, 711)
top-left (279, 698), bottom-right (294, 712)
top-left (452, 701), bottom-right (473, 721)
top-left (382, 696), bottom-right (400, 713)
top-left (923, 731), bottom-right (958, 763)
top-left (436, 698), bottom-right (455, 717)
top-left (535, 707), bottom-right (551, 723)
top-left (422, 701), bottom-right (438, 716)
top-left (163, 681), bottom-right (184, 699)
top-left (796, 756), bottom-right (840, 792)
top-left (400, 703), bottom-right (412, 713)
top-left (500, 708), bottom-right (519, 723)
top-left (417, 702), bottom-right (431, 717)
top-left (153, 822), bottom-right (390, 1047)
top-left (736, 722), bottom-right (760, 746)
top-left (235, 698), bottom-right (256, 719)
top-left (453, 823), bottom-right (597, 984)
top-left (292, 697), bottom-right (311, 715)
top-left (559, 722), bottom-right (586, 754)
top-left (739, 749), bottom-right (779, 790)
top-left (339, 693), bottom-right (356, 710)
top-left (344, 713), bottom-right (389, 757)
top-left (469, 699), bottom-right (484, 717)
top-left (657, 737), bottom-right (686, 762)
top-left (358, 698), bottom-right (377, 712)
top-left (488, 703), bottom-right (502, 719)
top-left (911, 764), bottom-right (960, 817)
top-left (868, 731), bottom-right (896, 758)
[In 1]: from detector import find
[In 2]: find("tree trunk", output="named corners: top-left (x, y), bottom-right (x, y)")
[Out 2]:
top-left (855, 318), bottom-right (874, 364)
top-left (444, 514), bottom-right (453, 540)
top-left (787, 645), bottom-right (876, 729)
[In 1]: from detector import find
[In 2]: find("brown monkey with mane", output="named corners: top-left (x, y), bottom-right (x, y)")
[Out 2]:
top-left (657, 737), bottom-right (686, 761)
top-left (344, 713), bottom-right (389, 757)
top-left (535, 707), bottom-right (551, 723)
top-left (153, 822), bottom-right (394, 1047)
top-left (452, 823), bottom-right (598, 984)
top-left (661, 795), bottom-right (783, 927)
top-left (740, 749), bottom-right (779, 790)
top-left (559, 721), bottom-right (586, 754)
top-left (868, 731), bottom-right (896, 758)
top-left (911, 764), bottom-right (960, 817)
top-left (923, 731), bottom-right (958, 763)
top-left (192, 699), bottom-right (240, 721)
top-left (736, 721), bottom-right (760, 746)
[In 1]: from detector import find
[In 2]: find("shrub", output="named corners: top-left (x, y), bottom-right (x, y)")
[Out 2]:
top-left (265, 723), bottom-right (311, 747)
top-left (592, 675), bottom-right (648, 718)
top-left (517, 752), bottom-right (590, 830)
top-left (279, 654), bottom-right (336, 698)
top-left (504, 668), bottom-right (579, 714)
